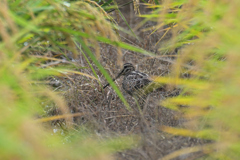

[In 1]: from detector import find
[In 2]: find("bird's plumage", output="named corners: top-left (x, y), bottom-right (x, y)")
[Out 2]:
top-left (122, 71), bottom-right (151, 96)
top-left (103, 63), bottom-right (152, 98)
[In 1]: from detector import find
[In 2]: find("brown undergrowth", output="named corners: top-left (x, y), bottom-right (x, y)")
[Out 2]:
top-left (47, 19), bottom-right (210, 159)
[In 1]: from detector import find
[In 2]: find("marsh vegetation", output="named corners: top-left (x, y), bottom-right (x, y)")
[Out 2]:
top-left (1, 0), bottom-right (240, 159)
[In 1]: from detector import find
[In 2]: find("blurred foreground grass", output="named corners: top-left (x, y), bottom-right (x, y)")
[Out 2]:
top-left (0, 0), bottom-right (138, 159)
top-left (149, 0), bottom-right (240, 159)
top-left (1, 0), bottom-right (240, 159)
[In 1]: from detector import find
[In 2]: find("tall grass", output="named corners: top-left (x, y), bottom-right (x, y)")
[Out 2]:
top-left (0, 0), bottom-right (139, 159)
top-left (3, 0), bottom-right (240, 159)
top-left (144, 0), bottom-right (240, 159)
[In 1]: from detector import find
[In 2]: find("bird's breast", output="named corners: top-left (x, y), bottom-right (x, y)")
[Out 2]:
top-left (122, 71), bottom-right (151, 96)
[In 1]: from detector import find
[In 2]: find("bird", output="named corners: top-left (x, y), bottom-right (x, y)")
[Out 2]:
top-left (103, 63), bottom-right (152, 108)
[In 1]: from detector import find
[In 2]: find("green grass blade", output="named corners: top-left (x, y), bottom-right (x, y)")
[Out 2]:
top-left (75, 37), bottom-right (130, 110)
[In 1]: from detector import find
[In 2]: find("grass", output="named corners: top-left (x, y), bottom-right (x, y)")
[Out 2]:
top-left (1, 0), bottom-right (240, 159)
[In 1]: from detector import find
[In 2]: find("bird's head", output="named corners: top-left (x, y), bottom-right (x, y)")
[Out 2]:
top-left (117, 63), bottom-right (135, 77)
top-left (103, 63), bottom-right (135, 89)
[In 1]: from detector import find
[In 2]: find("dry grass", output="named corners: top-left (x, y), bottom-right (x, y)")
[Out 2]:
top-left (1, 0), bottom-right (238, 159)
top-left (44, 4), bottom-right (211, 159)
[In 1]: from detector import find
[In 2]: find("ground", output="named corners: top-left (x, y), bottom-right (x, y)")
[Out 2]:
top-left (48, 2), bottom-right (211, 160)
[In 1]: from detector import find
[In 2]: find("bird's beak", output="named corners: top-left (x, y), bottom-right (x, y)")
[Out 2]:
top-left (103, 69), bottom-right (123, 89)
top-left (114, 69), bottom-right (124, 79)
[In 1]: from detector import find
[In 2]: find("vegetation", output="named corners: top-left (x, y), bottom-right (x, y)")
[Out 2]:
top-left (152, 0), bottom-right (240, 159)
top-left (0, 0), bottom-right (137, 159)
top-left (1, 0), bottom-right (240, 159)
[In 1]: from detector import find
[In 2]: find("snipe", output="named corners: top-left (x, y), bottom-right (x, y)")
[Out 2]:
top-left (103, 63), bottom-right (152, 107)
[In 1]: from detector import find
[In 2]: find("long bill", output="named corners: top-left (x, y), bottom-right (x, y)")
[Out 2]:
top-left (103, 70), bottom-right (123, 89)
